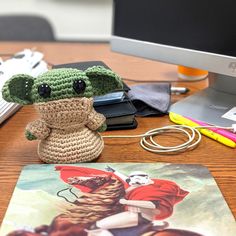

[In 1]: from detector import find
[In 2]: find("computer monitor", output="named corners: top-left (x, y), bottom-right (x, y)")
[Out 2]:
top-left (111, 0), bottom-right (236, 126)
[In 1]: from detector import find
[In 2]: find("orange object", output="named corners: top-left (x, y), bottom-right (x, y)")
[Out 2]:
top-left (178, 65), bottom-right (208, 80)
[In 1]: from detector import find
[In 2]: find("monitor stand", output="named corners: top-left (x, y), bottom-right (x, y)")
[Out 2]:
top-left (169, 73), bottom-right (236, 126)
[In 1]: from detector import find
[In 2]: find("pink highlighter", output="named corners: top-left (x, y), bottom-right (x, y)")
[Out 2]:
top-left (186, 116), bottom-right (236, 143)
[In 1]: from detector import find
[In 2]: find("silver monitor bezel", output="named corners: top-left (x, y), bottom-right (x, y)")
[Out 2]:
top-left (111, 36), bottom-right (236, 78)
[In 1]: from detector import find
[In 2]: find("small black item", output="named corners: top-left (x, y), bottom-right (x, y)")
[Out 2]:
top-left (38, 83), bottom-right (51, 98)
top-left (73, 79), bottom-right (86, 94)
top-left (104, 119), bottom-right (138, 131)
top-left (32, 62), bottom-right (40, 69)
top-left (13, 54), bottom-right (25, 59)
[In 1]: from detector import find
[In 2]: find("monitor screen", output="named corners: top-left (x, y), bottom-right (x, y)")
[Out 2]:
top-left (113, 0), bottom-right (236, 57)
top-left (112, 0), bottom-right (236, 77)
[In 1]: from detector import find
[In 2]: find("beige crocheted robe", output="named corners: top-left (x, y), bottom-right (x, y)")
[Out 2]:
top-left (26, 97), bottom-right (105, 163)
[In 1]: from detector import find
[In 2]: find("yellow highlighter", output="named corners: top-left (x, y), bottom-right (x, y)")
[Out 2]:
top-left (169, 112), bottom-right (236, 148)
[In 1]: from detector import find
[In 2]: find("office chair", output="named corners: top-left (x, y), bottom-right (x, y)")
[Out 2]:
top-left (0, 15), bottom-right (55, 41)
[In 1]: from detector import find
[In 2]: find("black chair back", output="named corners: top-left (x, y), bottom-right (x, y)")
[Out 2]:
top-left (0, 15), bottom-right (55, 41)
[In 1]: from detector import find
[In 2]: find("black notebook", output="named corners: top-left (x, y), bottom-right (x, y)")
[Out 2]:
top-left (94, 94), bottom-right (136, 126)
top-left (53, 61), bottom-right (137, 130)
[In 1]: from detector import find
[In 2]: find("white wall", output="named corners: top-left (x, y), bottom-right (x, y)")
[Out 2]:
top-left (0, 0), bottom-right (113, 41)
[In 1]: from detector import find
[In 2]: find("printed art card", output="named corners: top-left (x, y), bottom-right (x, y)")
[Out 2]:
top-left (0, 163), bottom-right (235, 236)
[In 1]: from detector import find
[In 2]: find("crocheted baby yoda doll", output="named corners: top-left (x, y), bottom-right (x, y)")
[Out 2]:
top-left (2, 66), bottom-right (123, 163)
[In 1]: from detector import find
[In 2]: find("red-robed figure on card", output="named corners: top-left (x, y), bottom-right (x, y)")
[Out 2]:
top-left (55, 165), bottom-right (189, 232)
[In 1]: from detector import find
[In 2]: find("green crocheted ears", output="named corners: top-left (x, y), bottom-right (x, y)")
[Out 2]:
top-left (2, 74), bottom-right (34, 105)
top-left (2, 66), bottom-right (123, 104)
top-left (85, 66), bottom-right (123, 96)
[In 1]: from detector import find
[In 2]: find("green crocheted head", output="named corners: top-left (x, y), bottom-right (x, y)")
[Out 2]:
top-left (2, 66), bottom-right (123, 104)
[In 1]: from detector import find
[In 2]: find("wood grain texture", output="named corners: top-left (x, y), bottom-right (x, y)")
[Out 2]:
top-left (0, 42), bottom-right (235, 224)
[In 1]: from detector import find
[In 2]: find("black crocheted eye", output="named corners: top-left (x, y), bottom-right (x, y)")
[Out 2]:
top-left (38, 83), bottom-right (51, 98)
top-left (73, 79), bottom-right (86, 94)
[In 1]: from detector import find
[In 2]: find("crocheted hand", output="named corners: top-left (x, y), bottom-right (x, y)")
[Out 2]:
top-left (25, 130), bottom-right (37, 140)
top-left (25, 120), bottom-right (51, 140)
top-left (97, 123), bottom-right (107, 132)
top-left (87, 108), bottom-right (106, 131)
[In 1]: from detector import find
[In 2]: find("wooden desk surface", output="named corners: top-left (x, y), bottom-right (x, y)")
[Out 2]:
top-left (0, 42), bottom-right (235, 224)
